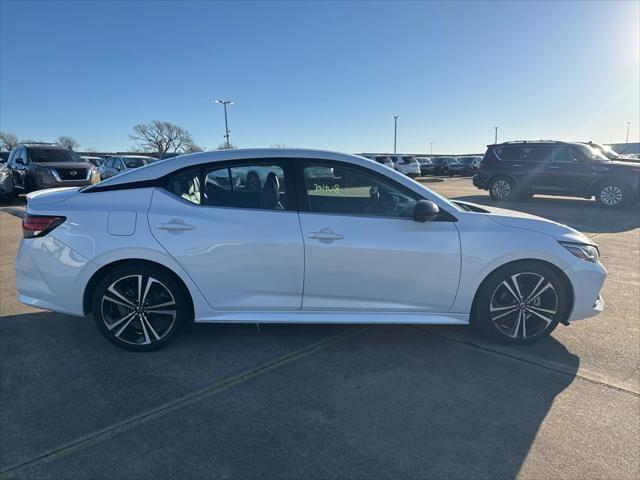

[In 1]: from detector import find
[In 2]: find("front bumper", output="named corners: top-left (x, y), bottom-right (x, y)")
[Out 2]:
top-left (472, 173), bottom-right (489, 189)
top-left (564, 259), bottom-right (606, 322)
top-left (33, 176), bottom-right (99, 189)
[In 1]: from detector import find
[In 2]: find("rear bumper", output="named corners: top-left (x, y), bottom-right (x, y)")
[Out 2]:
top-left (15, 235), bottom-right (88, 316)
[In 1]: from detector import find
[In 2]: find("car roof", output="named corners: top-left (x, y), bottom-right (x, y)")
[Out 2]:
top-left (85, 148), bottom-right (377, 190)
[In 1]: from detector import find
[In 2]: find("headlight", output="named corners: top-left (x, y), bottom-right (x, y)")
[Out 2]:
top-left (560, 242), bottom-right (599, 263)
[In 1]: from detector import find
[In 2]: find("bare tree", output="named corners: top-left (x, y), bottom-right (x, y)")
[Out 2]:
top-left (184, 142), bottom-right (203, 153)
top-left (130, 121), bottom-right (193, 156)
top-left (57, 136), bottom-right (80, 150)
top-left (84, 146), bottom-right (98, 153)
top-left (0, 131), bottom-right (19, 150)
top-left (217, 142), bottom-right (237, 150)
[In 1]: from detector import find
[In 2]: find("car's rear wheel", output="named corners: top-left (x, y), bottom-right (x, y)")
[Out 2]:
top-left (595, 181), bottom-right (627, 209)
top-left (92, 265), bottom-right (189, 351)
top-left (488, 177), bottom-right (516, 201)
top-left (473, 261), bottom-right (567, 345)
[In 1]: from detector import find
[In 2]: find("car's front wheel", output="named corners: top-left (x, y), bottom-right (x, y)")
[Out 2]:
top-left (595, 181), bottom-right (628, 209)
top-left (92, 265), bottom-right (190, 351)
top-left (473, 261), bottom-right (568, 344)
top-left (488, 177), bottom-right (516, 201)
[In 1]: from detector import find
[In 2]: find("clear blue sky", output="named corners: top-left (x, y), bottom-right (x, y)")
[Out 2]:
top-left (1, 0), bottom-right (638, 154)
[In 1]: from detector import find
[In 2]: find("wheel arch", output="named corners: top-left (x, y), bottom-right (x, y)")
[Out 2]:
top-left (589, 176), bottom-right (634, 195)
top-left (469, 258), bottom-right (574, 326)
top-left (487, 173), bottom-right (519, 187)
top-left (83, 258), bottom-right (194, 319)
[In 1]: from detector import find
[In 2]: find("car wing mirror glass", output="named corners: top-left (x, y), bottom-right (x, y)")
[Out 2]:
top-left (413, 200), bottom-right (440, 222)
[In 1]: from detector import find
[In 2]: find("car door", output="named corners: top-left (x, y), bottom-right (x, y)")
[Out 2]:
top-left (100, 158), bottom-right (114, 179)
top-left (148, 160), bottom-right (304, 311)
top-left (543, 145), bottom-right (595, 194)
top-left (296, 160), bottom-right (461, 312)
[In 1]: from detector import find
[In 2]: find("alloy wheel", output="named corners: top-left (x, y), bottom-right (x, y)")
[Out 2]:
top-left (489, 272), bottom-right (558, 340)
top-left (491, 180), bottom-right (511, 199)
top-left (599, 185), bottom-right (623, 206)
top-left (100, 274), bottom-right (177, 346)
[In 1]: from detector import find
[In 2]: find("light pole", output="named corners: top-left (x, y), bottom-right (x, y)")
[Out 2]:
top-left (430, 142), bottom-right (433, 155)
top-left (494, 126), bottom-right (498, 144)
top-left (215, 100), bottom-right (234, 148)
top-left (393, 115), bottom-right (399, 154)
top-left (626, 121), bottom-right (631, 144)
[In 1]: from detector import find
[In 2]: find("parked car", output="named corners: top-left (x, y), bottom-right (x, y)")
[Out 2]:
top-left (6, 143), bottom-right (100, 193)
top-left (473, 140), bottom-right (640, 208)
top-left (449, 156), bottom-right (481, 176)
top-left (0, 162), bottom-right (14, 201)
top-left (374, 155), bottom-right (395, 169)
top-left (0, 151), bottom-right (10, 164)
top-left (99, 155), bottom-right (156, 179)
top-left (16, 148), bottom-right (605, 351)
top-left (390, 155), bottom-right (421, 177)
top-left (416, 157), bottom-right (433, 176)
top-left (430, 156), bottom-right (456, 175)
top-left (81, 156), bottom-right (105, 168)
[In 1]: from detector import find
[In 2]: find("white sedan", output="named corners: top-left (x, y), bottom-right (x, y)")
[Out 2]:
top-left (16, 149), bottom-right (606, 351)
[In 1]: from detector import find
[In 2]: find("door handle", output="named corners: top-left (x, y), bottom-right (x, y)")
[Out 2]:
top-left (547, 165), bottom-right (560, 169)
top-left (156, 222), bottom-right (196, 231)
top-left (308, 229), bottom-right (344, 241)
top-left (511, 164), bottom-right (522, 168)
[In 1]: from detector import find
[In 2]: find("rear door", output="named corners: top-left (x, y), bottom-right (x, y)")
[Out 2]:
top-left (148, 160), bottom-right (304, 311)
top-left (296, 160), bottom-right (461, 312)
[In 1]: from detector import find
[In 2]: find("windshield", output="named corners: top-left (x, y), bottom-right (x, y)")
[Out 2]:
top-left (574, 144), bottom-right (609, 162)
top-left (29, 149), bottom-right (81, 163)
top-left (591, 143), bottom-right (620, 159)
top-left (123, 157), bottom-right (150, 168)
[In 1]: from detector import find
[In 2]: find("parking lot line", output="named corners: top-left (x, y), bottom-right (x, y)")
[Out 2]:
top-left (0, 326), bottom-right (366, 479)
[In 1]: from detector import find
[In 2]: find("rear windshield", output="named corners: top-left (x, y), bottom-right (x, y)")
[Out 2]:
top-left (29, 149), bottom-right (81, 163)
top-left (123, 157), bottom-right (150, 168)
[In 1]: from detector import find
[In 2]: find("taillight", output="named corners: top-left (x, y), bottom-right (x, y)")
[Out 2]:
top-left (22, 214), bottom-right (66, 239)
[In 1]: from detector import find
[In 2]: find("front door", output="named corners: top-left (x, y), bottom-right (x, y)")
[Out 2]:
top-left (296, 161), bottom-right (461, 312)
top-left (148, 161), bottom-right (304, 311)
top-left (541, 145), bottom-right (596, 194)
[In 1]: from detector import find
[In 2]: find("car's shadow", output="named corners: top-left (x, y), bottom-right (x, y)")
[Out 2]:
top-left (452, 194), bottom-right (639, 234)
top-left (0, 311), bottom-right (579, 478)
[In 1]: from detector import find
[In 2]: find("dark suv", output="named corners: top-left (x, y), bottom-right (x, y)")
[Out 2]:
top-left (7, 143), bottom-right (100, 194)
top-left (473, 140), bottom-right (640, 208)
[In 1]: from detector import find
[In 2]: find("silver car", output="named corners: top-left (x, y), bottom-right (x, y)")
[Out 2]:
top-left (99, 155), bottom-right (156, 179)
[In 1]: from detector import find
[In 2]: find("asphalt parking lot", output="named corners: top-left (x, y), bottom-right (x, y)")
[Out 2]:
top-left (0, 178), bottom-right (638, 479)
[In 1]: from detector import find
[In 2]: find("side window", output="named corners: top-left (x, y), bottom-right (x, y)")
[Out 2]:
top-left (168, 164), bottom-right (288, 211)
top-left (525, 146), bottom-right (552, 163)
top-left (302, 163), bottom-right (418, 218)
top-left (105, 158), bottom-right (113, 168)
top-left (553, 146), bottom-right (581, 163)
top-left (494, 147), bottom-right (522, 161)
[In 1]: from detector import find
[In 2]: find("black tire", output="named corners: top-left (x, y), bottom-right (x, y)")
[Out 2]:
top-left (472, 261), bottom-right (568, 345)
top-left (92, 265), bottom-right (190, 351)
top-left (595, 180), bottom-right (628, 209)
top-left (488, 176), bottom-right (517, 201)
top-left (246, 172), bottom-right (261, 191)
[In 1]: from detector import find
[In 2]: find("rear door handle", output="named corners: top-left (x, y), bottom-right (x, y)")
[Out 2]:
top-left (547, 165), bottom-right (560, 169)
top-left (308, 228), bottom-right (344, 241)
top-left (156, 222), bottom-right (196, 231)
top-left (511, 164), bottom-right (522, 168)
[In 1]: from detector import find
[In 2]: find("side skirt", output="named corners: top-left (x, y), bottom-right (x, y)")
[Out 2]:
top-left (195, 311), bottom-right (469, 325)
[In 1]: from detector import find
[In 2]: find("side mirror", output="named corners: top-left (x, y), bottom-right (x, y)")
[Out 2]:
top-left (413, 200), bottom-right (440, 222)
top-left (16, 158), bottom-right (24, 165)
top-left (116, 165), bottom-right (123, 171)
